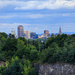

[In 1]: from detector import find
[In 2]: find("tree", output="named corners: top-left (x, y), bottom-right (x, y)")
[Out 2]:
top-left (14, 39), bottom-right (31, 59)
top-left (21, 60), bottom-right (37, 75)
top-left (0, 32), bottom-right (8, 38)
top-left (2, 38), bottom-right (17, 58)
top-left (0, 65), bottom-right (5, 75)
top-left (2, 38), bottom-right (17, 52)
top-left (9, 33), bottom-right (15, 38)
top-left (41, 42), bottom-right (61, 63)
top-left (18, 37), bottom-right (27, 46)
top-left (0, 53), bottom-right (5, 61)
top-left (3, 63), bottom-right (22, 75)
top-left (30, 50), bottom-right (40, 62)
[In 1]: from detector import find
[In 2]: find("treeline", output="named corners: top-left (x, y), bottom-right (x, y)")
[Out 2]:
top-left (0, 32), bottom-right (75, 75)
top-left (42, 34), bottom-right (75, 64)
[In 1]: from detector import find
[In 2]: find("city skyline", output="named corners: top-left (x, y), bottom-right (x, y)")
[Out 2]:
top-left (0, 0), bottom-right (75, 34)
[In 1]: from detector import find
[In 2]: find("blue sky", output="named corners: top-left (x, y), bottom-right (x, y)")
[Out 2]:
top-left (0, 0), bottom-right (75, 34)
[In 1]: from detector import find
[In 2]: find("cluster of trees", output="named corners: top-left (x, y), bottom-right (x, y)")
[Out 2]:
top-left (0, 32), bottom-right (40, 75)
top-left (0, 56), bottom-right (37, 75)
top-left (42, 34), bottom-right (75, 64)
top-left (0, 32), bottom-right (75, 75)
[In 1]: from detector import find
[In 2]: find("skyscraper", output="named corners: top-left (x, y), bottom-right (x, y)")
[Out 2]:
top-left (44, 30), bottom-right (50, 37)
top-left (44, 30), bottom-right (49, 35)
top-left (18, 25), bottom-right (24, 38)
top-left (38, 30), bottom-right (50, 39)
top-left (58, 27), bottom-right (62, 35)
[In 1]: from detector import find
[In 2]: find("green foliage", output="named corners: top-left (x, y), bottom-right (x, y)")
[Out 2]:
top-left (28, 39), bottom-right (40, 51)
top-left (21, 60), bottom-right (31, 75)
top-left (14, 39), bottom-right (26, 58)
top-left (2, 38), bottom-right (17, 51)
top-left (2, 56), bottom-right (37, 75)
top-left (45, 34), bottom-right (68, 48)
top-left (3, 63), bottom-right (22, 75)
top-left (28, 45), bottom-right (37, 50)
top-left (41, 35), bottom-right (75, 64)
top-left (17, 39), bottom-right (26, 50)
top-left (2, 38), bottom-right (17, 58)
top-left (9, 33), bottom-right (15, 38)
top-left (30, 50), bottom-right (40, 62)
top-left (11, 56), bottom-right (19, 65)
top-left (0, 65), bottom-right (5, 75)
top-left (21, 60), bottom-right (37, 75)
top-left (18, 37), bottom-right (27, 46)
top-left (41, 42), bottom-right (61, 63)
top-left (2, 57), bottom-right (21, 75)
top-left (0, 53), bottom-right (5, 61)
top-left (0, 32), bottom-right (8, 38)
top-left (5, 61), bottom-right (10, 68)
top-left (15, 46), bottom-right (30, 59)
top-left (1, 31), bottom-right (75, 74)
top-left (0, 37), bottom-right (6, 52)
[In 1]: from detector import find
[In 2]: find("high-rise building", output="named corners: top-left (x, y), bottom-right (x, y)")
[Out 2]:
top-left (58, 27), bottom-right (62, 35)
top-left (44, 30), bottom-right (49, 34)
top-left (24, 31), bottom-right (30, 39)
top-left (18, 25), bottom-right (24, 38)
top-left (44, 30), bottom-right (50, 37)
top-left (38, 30), bottom-right (50, 39)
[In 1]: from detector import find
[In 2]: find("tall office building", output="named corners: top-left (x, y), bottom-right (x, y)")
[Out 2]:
top-left (44, 30), bottom-right (49, 34)
top-left (24, 31), bottom-right (30, 39)
top-left (58, 27), bottom-right (62, 35)
top-left (44, 30), bottom-right (50, 37)
top-left (18, 25), bottom-right (24, 38)
top-left (38, 30), bottom-right (50, 39)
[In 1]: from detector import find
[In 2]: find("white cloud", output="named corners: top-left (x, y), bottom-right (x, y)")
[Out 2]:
top-left (0, 0), bottom-right (75, 10)
top-left (62, 13), bottom-right (75, 16)
top-left (0, 23), bottom-right (31, 28)
top-left (25, 14), bottom-right (44, 18)
top-left (0, 13), bottom-right (75, 19)
top-left (0, 13), bottom-right (44, 19)
top-left (0, 15), bottom-right (16, 19)
top-left (15, 0), bottom-right (75, 10)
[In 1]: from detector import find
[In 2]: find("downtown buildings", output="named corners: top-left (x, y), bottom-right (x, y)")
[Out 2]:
top-left (10, 25), bottom-right (63, 39)
top-left (38, 30), bottom-right (50, 39)
top-left (17, 25), bottom-right (38, 39)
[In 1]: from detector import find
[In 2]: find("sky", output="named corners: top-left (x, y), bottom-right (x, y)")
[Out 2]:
top-left (0, 0), bottom-right (75, 34)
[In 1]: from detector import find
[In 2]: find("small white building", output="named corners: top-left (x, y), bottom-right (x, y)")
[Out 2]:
top-left (11, 28), bottom-right (18, 38)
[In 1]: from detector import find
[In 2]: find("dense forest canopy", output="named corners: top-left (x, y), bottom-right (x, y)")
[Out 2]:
top-left (0, 32), bottom-right (75, 75)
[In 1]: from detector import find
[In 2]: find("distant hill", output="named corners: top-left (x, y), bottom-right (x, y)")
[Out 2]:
top-left (63, 32), bottom-right (75, 34)
top-left (37, 32), bottom-right (75, 36)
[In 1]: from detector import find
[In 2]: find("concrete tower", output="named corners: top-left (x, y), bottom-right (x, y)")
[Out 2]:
top-left (18, 25), bottom-right (24, 38)
top-left (58, 27), bottom-right (62, 35)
